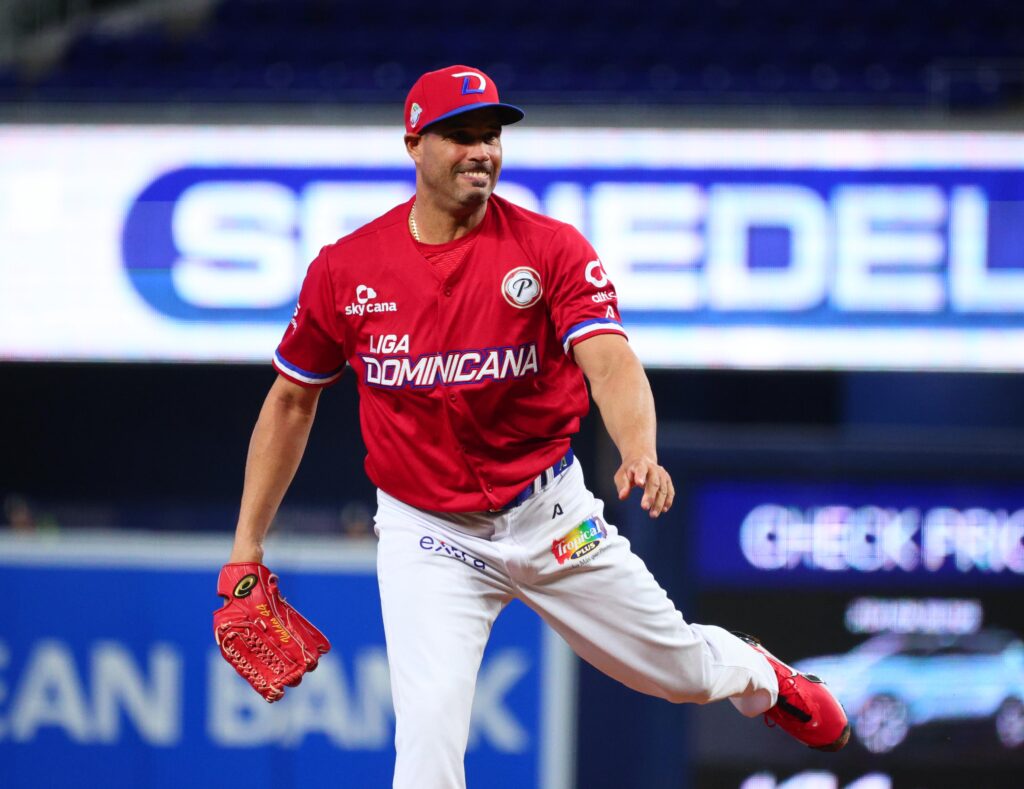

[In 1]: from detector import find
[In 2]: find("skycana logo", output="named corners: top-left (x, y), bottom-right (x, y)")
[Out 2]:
top-left (551, 518), bottom-right (608, 565)
top-left (345, 284), bottom-right (397, 316)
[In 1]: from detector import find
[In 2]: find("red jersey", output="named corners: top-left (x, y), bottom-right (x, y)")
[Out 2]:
top-left (274, 194), bottom-right (627, 512)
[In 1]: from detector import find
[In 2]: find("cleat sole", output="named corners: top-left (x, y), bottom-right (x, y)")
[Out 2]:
top-left (811, 722), bottom-right (851, 752)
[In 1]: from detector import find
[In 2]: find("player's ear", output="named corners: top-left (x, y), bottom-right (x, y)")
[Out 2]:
top-left (404, 133), bottom-right (423, 164)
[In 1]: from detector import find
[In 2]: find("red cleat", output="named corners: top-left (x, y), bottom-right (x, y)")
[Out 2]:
top-left (735, 633), bottom-right (850, 752)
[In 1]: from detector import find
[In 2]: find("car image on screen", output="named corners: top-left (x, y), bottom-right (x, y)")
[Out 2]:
top-left (794, 629), bottom-right (1024, 754)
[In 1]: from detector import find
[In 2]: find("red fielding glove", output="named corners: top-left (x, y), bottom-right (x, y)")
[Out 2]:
top-left (213, 562), bottom-right (331, 702)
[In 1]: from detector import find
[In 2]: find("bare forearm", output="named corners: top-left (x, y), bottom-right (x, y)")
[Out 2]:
top-left (230, 379), bottom-right (319, 562)
top-left (588, 352), bottom-right (658, 462)
top-left (575, 334), bottom-right (674, 516)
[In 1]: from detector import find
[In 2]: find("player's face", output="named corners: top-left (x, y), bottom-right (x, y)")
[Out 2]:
top-left (411, 110), bottom-right (503, 211)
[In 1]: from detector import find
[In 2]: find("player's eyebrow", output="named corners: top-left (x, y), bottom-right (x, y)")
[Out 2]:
top-left (429, 114), bottom-right (503, 137)
top-left (442, 125), bottom-right (501, 139)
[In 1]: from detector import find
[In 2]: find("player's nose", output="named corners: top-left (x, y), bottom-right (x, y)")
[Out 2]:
top-left (464, 142), bottom-right (491, 161)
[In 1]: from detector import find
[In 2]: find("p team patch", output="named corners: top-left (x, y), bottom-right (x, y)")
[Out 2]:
top-left (502, 266), bottom-right (543, 309)
top-left (551, 517), bottom-right (608, 565)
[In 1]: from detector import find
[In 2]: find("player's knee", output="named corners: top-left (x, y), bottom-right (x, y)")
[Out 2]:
top-left (662, 681), bottom-right (714, 705)
top-left (670, 683), bottom-right (715, 705)
top-left (660, 663), bottom-right (716, 705)
top-left (396, 687), bottom-right (474, 745)
top-left (396, 709), bottom-right (470, 756)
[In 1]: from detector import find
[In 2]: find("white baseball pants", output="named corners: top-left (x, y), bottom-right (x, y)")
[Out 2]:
top-left (374, 459), bottom-right (777, 789)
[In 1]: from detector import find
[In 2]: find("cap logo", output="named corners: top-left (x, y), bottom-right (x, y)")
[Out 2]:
top-left (452, 71), bottom-right (487, 95)
top-left (409, 102), bottom-right (422, 128)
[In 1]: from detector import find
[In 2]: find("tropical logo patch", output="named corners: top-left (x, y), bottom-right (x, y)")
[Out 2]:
top-left (551, 517), bottom-right (608, 565)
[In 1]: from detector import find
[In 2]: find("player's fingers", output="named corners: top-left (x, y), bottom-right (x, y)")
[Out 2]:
top-left (640, 469), bottom-right (661, 511)
top-left (663, 475), bottom-right (676, 513)
top-left (647, 466), bottom-right (677, 517)
top-left (614, 467), bottom-right (631, 499)
top-left (617, 462), bottom-right (649, 500)
top-left (645, 470), bottom-right (665, 516)
top-left (650, 476), bottom-right (670, 517)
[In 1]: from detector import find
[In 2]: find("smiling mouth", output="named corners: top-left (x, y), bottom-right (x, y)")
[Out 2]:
top-left (459, 170), bottom-right (490, 181)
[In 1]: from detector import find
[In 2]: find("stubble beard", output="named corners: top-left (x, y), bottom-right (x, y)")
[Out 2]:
top-left (450, 171), bottom-right (495, 211)
top-left (419, 161), bottom-right (498, 215)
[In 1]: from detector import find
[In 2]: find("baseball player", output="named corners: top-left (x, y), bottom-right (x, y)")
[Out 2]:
top-left (216, 65), bottom-right (849, 787)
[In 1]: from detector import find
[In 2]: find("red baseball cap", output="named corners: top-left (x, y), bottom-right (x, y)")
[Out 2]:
top-left (404, 65), bottom-right (525, 134)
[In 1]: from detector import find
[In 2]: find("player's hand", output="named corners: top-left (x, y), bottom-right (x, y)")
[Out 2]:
top-left (213, 563), bottom-right (330, 702)
top-left (615, 456), bottom-right (675, 518)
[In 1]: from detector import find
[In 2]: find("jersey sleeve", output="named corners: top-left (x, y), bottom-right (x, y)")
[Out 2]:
top-left (273, 249), bottom-right (347, 387)
top-left (544, 224), bottom-right (628, 354)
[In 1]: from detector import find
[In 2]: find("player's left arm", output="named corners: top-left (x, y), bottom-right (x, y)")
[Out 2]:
top-left (573, 334), bottom-right (675, 517)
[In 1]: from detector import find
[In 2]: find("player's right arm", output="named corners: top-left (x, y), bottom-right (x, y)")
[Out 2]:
top-left (228, 375), bottom-right (322, 563)
top-left (229, 247), bottom-right (345, 562)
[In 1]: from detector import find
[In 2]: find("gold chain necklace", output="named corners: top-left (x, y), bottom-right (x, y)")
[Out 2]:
top-left (409, 203), bottom-right (420, 241)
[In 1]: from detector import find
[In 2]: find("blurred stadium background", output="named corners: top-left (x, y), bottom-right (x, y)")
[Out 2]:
top-left (2, 1), bottom-right (1024, 787)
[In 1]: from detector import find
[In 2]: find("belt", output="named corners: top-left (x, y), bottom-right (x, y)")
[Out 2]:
top-left (498, 449), bottom-right (575, 511)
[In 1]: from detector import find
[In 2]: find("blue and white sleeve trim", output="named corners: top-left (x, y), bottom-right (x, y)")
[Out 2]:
top-left (273, 351), bottom-right (344, 386)
top-left (561, 318), bottom-right (628, 353)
